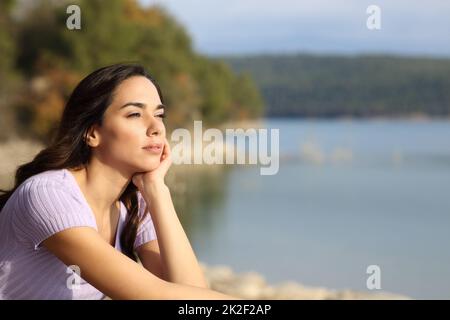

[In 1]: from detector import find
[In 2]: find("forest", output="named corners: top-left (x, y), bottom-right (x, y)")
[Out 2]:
top-left (0, 0), bottom-right (264, 143)
top-left (222, 53), bottom-right (450, 118)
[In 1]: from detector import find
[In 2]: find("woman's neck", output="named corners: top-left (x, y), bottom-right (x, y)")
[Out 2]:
top-left (68, 161), bottom-right (130, 218)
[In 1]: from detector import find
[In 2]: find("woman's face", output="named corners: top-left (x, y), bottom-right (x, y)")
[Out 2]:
top-left (88, 76), bottom-right (166, 174)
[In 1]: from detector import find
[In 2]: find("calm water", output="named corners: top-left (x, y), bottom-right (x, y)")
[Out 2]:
top-left (178, 118), bottom-right (450, 299)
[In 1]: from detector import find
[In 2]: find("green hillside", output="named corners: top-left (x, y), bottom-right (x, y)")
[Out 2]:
top-left (221, 54), bottom-right (450, 118)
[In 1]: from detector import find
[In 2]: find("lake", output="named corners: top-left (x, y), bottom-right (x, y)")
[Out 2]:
top-left (176, 118), bottom-right (450, 299)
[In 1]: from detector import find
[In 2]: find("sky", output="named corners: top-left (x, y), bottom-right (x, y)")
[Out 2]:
top-left (140, 0), bottom-right (450, 57)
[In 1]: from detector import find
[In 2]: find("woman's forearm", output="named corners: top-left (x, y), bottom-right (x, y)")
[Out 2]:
top-left (142, 183), bottom-right (208, 288)
top-left (162, 281), bottom-right (239, 300)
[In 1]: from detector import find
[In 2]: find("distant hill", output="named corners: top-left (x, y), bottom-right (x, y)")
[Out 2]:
top-left (219, 54), bottom-right (450, 118)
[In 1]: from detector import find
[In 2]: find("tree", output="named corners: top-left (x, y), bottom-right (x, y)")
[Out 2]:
top-left (0, 0), bottom-right (19, 140)
top-left (9, 0), bottom-right (265, 142)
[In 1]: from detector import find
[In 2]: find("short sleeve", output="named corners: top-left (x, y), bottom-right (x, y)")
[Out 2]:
top-left (134, 191), bottom-right (157, 249)
top-left (13, 179), bottom-right (97, 250)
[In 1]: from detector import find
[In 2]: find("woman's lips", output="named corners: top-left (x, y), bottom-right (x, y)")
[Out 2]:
top-left (142, 143), bottom-right (163, 154)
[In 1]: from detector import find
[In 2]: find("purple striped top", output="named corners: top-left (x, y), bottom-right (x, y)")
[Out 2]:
top-left (0, 168), bottom-right (157, 299)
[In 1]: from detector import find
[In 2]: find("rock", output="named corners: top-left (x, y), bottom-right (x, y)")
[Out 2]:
top-left (200, 262), bottom-right (411, 300)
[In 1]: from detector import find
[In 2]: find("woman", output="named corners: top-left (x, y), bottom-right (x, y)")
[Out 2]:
top-left (0, 63), bottom-right (236, 300)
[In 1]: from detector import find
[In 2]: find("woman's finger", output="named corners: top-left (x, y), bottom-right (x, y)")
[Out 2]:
top-left (160, 139), bottom-right (171, 162)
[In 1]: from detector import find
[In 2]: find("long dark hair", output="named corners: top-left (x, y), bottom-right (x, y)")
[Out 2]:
top-left (0, 63), bottom-right (165, 261)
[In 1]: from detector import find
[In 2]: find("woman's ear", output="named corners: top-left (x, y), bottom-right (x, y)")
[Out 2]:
top-left (85, 125), bottom-right (101, 147)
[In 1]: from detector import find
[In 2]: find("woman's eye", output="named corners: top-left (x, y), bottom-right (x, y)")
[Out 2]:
top-left (127, 113), bottom-right (141, 118)
top-left (127, 112), bottom-right (165, 119)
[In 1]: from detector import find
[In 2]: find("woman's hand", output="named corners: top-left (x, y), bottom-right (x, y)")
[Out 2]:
top-left (132, 138), bottom-right (172, 194)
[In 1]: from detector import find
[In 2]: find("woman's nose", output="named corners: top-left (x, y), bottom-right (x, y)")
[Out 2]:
top-left (147, 119), bottom-right (164, 137)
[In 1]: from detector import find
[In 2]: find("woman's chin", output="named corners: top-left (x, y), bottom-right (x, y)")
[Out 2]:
top-left (136, 161), bottom-right (160, 172)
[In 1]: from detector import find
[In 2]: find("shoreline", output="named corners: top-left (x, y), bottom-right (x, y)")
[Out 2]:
top-left (261, 114), bottom-right (450, 123)
top-left (201, 262), bottom-right (411, 300)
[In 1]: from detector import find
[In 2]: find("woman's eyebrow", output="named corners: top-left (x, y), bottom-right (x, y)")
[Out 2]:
top-left (119, 102), bottom-right (165, 110)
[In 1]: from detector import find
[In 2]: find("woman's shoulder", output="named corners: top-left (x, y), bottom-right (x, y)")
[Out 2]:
top-left (13, 168), bottom-right (82, 208)
top-left (19, 168), bottom-right (74, 192)
top-left (9, 169), bottom-right (97, 249)
top-left (21, 168), bottom-right (68, 185)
